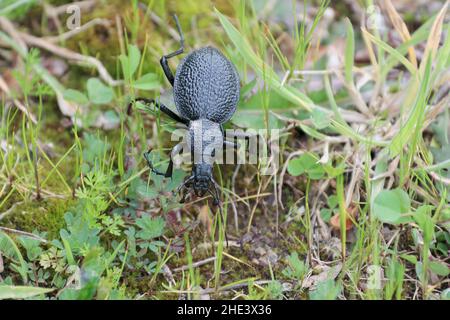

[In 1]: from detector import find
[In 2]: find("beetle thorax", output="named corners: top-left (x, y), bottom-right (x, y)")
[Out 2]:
top-left (187, 119), bottom-right (223, 165)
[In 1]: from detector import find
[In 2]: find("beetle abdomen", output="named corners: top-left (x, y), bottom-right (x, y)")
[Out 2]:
top-left (173, 46), bottom-right (240, 124)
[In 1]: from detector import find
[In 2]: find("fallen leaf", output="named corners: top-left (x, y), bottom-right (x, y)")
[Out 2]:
top-left (330, 205), bottom-right (357, 230)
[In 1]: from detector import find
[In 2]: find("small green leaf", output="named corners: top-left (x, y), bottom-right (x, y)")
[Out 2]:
top-left (323, 161), bottom-right (345, 178)
top-left (0, 285), bottom-right (54, 300)
top-left (429, 261), bottom-right (449, 277)
top-left (373, 189), bottom-right (411, 224)
top-left (136, 182), bottom-right (158, 200)
top-left (82, 133), bottom-right (110, 165)
top-left (311, 108), bottom-right (330, 129)
top-left (287, 153), bottom-right (324, 179)
top-left (135, 216), bottom-right (165, 240)
top-left (163, 169), bottom-right (187, 192)
top-left (102, 110), bottom-right (121, 127)
top-left (63, 89), bottom-right (88, 105)
top-left (132, 73), bottom-right (160, 90)
top-left (86, 78), bottom-right (114, 104)
top-left (232, 110), bottom-right (281, 129)
top-left (287, 157), bottom-right (306, 176)
top-left (282, 252), bottom-right (307, 280)
top-left (327, 195), bottom-right (339, 209)
top-left (120, 44), bottom-right (141, 81)
top-left (309, 279), bottom-right (341, 300)
top-left (400, 254), bottom-right (418, 265)
top-left (267, 280), bottom-right (284, 299)
top-left (127, 45), bottom-right (141, 77)
top-left (320, 208), bottom-right (332, 222)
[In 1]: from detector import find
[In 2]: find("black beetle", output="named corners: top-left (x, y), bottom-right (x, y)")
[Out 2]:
top-left (131, 15), bottom-right (240, 208)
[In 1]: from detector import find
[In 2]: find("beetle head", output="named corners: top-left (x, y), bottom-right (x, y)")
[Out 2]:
top-left (192, 164), bottom-right (212, 196)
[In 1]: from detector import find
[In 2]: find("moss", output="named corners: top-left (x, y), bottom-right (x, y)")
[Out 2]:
top-left (2, 198), bottom-right (74, 240)
top-left (122, 270), bottom-right (153, 298)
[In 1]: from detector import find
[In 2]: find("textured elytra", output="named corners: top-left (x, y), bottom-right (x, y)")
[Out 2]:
top-left (173, 46), bottom-right (240, 124)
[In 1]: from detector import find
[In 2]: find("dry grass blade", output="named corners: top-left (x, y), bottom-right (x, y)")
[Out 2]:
top-left (383, 0), bottom-right (417, 67)
top-left (0, 16), bottom-right (27, 52)
top-left (0, 16), bottom-right (121, 87)
top-left (419, 1), bottom-right (448, 75)
top-left (361, 27), bottom-right (417, 76)
top-left (44, 18), bottom-right (111, 43)
top-left (0, 226), bottom-right (48, 244)
top-left (44, 0), bottom-right (96, 16)
top-left (18, 31), bottom-right (122, 87)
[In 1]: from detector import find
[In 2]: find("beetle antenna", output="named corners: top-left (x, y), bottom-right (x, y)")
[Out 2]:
top-left (172, 14), bottom-right (184, 51)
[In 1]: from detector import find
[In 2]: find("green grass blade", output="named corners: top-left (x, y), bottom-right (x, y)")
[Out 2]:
top-left (362, 29), bottom-right (417, 76)
top-left (215, 8), bottom-right (314, 112)
top-left (344, 18), bottom-right (355, 84)
top-left (390, 57), bottom-right (432, 157)
top-left (0, 285), bottom-right (54, 300)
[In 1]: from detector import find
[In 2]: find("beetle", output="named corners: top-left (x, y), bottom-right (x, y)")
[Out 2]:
top-left (130, 15), bottom-right (241, 209)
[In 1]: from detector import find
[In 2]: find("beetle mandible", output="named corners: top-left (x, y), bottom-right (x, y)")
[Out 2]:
top-left (131, 14), bottom-right (241, 208)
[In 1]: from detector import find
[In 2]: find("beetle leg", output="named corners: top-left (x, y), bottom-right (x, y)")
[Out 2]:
top-left (165, 158), bottom-right (174, 178)
top-left (180, 186), bottom-right (190, 203)
top-left (160, 14), bottom-right (184, 86)
top-left (144, 142), bottom-right (184, 178)
top-left (165, 143), bottom-right (184, 178)
top-left (207, 188), bottom-right (219, 207)
top-left (175, 175), bottom-right (194, 203)
top-left (130, 97), bottom-right (189, 125)
top-left (175, 175), bottom-right (194, 195)
top-left (210, 178), bottom-right (221, 200)
top-left (143, 150), bottom-right (167, 176)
